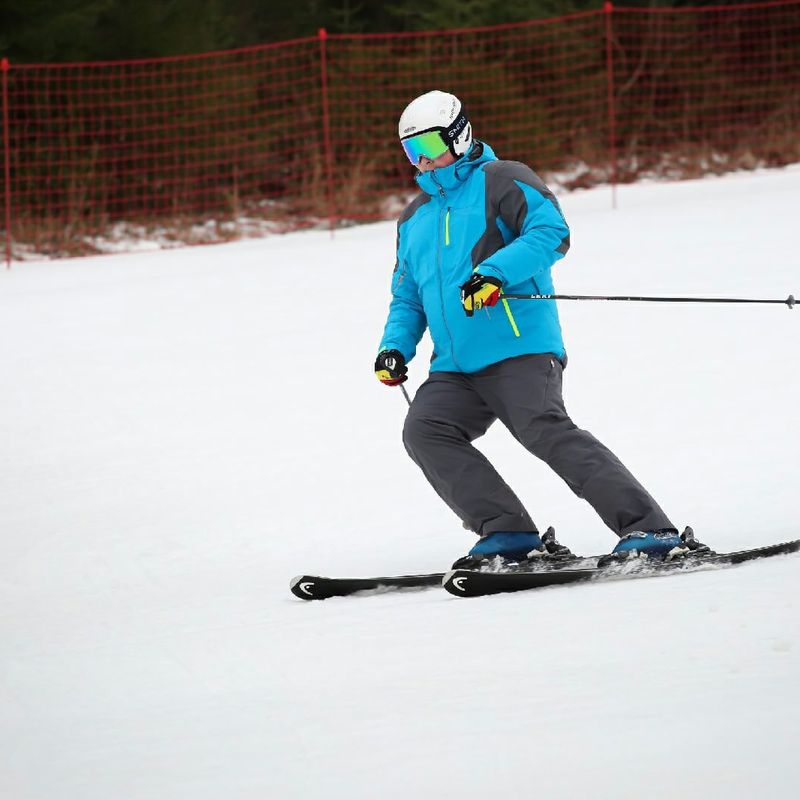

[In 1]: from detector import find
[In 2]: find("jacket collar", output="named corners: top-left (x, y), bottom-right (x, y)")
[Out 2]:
top-left (415, 141), bottom-right (496, 197)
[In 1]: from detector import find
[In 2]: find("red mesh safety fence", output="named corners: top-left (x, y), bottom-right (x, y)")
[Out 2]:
top-left (610, 2), bottom-right (800, 181)
top-left (324, 10), bottom-right (609, 221)
top-left (1, 39), bottom-right (323, 258)
top-left (2, 1), bottom-right (800, 261)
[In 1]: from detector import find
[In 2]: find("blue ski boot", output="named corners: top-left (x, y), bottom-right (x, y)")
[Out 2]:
top-left (452, 527), bottom-right (574, 570)
top-left (597, 526), bottom-right (711, 568)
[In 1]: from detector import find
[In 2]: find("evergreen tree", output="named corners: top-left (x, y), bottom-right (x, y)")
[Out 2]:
top-left (0, 0), bottom-right (773, 63)
top-left (0, 0), bottom-right (113, 62)
top-left (92, 0), bottom-right (237, 60)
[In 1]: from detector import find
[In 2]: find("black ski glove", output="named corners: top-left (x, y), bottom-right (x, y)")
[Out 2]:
top-left (374, 349), bottom-right (408, 386)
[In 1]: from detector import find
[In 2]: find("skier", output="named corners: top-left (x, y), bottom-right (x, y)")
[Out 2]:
top-left (374, 90), bottom-right (708, 569)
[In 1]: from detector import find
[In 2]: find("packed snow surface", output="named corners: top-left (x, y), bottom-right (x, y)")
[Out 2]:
top-left (2, 167), bottom-right (799, 799)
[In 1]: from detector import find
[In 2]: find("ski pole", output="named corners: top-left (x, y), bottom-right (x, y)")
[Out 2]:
top-left (501, 293), bottom-right (796, 308)
top-left (399, 384), bottom-right (412, 407)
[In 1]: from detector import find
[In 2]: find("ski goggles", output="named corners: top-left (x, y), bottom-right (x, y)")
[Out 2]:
top-left (400, 129), bottom-right (450, 166)
top-left (400, 111), bottom-right (469, 165)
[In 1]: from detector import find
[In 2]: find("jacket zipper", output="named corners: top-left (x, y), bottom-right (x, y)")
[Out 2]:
top-left (436, 196), bottom-right (462, 371)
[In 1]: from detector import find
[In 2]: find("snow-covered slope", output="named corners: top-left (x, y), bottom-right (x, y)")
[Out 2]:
top-left (1, 167), bottom-right (798, 799)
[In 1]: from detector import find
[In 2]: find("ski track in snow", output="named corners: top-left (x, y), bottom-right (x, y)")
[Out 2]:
top-left (1, 166), bottom-right (799, 799)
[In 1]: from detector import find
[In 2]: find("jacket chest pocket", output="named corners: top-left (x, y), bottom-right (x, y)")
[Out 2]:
top-left (442, 206), bottom-right (485, 256)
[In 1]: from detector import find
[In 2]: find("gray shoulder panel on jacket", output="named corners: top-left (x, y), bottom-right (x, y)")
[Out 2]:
top-left (471, 160), bottom-right (569, 267)
top-left (395, 192), bottom-right (431, 271)
top-left (483, 159), bottom-right (546, 191)
top-left (399, 192), bottom-right (431, 226)
top-left (483, 160), bottom-right (566, 230)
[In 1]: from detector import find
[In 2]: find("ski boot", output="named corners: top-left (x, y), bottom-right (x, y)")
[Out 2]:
top-left (597, 526), bottom-right (711, 568)
top-left (452, 527), bottom-right (574, 570)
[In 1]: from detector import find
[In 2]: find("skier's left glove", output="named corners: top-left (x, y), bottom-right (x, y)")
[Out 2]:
top-left (374, 349), bottom-right (408, 386)
top-left (460, 274), bottom-right (502, 316)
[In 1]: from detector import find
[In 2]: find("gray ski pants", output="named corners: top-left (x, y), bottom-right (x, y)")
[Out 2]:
top-left (402, 354), bottom-right (674, 538)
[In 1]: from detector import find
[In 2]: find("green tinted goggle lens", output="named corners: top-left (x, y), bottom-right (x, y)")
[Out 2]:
top-left (401, 130), bottom-right (449, 165)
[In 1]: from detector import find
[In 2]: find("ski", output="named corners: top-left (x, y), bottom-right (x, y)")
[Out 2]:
top-left (290, 572), bottom-right (444, 601)
top-left (442, 538), bottom-right (800, 598)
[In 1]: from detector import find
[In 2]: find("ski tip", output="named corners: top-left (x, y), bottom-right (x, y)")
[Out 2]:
top-left (290, 575), bottom-right (319, 600)
top-left (442, 569), bottom-right (474, 597)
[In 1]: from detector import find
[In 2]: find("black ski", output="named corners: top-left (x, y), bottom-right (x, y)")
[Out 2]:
top-left (290, 572), bottom-right (444, 600)
top-left (443, 538), bottom-right (800, 598)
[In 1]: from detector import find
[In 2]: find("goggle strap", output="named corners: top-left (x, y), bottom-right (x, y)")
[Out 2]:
top-left (444, 112), bottom-right (468, 144)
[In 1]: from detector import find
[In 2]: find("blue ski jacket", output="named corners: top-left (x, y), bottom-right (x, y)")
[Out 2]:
top-left (379, 141), bottom-right (570, 374)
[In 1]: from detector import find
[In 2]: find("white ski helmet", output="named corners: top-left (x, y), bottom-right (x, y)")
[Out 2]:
top-left (398, 90), bottom-right (472, 165)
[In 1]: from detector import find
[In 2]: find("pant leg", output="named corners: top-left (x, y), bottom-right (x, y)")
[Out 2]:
top-left (403, 371), bottom-right (537, 536)
top-left (473, 354), bottom-right (675, 536)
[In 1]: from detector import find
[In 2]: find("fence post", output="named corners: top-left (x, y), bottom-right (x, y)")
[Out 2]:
top-left (318, 28), bottom-right (336, 235)
top-left (1, 57), bottom-right (11, 267)
top-left (603, 1), bottom-right (618, 210)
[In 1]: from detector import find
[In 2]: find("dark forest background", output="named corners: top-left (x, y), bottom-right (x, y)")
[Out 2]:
top-left (1, 0), bottom-right (736, 63)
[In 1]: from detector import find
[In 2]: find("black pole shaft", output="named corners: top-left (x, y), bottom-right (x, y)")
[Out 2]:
top-left (501, 293), bottom-right (795, 308)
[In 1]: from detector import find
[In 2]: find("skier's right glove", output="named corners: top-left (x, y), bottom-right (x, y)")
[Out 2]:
top-left (460, 274), bottom-right (502, 317)
top-left (374, 349), bottom-right (408, 386)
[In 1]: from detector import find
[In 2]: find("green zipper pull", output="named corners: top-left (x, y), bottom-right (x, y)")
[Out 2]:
top-left (445, 209), bottom-right (450, 246)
